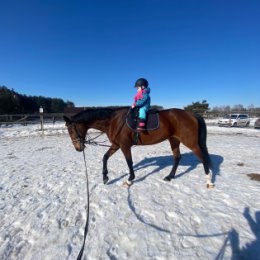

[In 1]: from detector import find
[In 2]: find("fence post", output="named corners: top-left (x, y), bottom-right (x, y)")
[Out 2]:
top-left (39, 106), bottom-right (44, 133)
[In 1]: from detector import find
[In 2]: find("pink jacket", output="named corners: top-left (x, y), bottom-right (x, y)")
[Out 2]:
top-left (133, 90), bottom-right (144, 107)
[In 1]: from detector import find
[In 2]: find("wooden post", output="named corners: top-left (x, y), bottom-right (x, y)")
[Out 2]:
top-left (39, 106), bottom-right (44, 133)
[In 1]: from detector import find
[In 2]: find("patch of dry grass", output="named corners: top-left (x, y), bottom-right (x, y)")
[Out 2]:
top-left (247, 173), bottom-right (260, 182)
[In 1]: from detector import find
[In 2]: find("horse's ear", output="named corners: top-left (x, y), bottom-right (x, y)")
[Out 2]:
top-left (63, 116), bottom-right (72, 123)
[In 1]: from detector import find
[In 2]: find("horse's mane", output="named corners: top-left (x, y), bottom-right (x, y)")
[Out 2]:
top-left (72, 106), bottom-right (129, 123)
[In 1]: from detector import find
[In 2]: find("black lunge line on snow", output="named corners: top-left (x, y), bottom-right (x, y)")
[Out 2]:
top-left (77, 149), bottom-right (90, 260)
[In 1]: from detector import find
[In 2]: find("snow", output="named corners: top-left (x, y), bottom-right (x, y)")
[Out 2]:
top-left (0, 121), bottom-right (260, 260)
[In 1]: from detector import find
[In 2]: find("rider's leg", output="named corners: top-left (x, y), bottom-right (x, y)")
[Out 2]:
top-left (137, 107), bottom-right (147, 131)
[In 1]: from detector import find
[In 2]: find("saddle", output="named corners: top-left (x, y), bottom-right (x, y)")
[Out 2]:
top-left (126, 108), bottom-right (160, 131)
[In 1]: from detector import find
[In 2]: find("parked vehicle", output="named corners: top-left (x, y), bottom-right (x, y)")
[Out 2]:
top-left (218, 114), bottom-right (250, 127)
top-left (254, 118), bottom-right (260, 129)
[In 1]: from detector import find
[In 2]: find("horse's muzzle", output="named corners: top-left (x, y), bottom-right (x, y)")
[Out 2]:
top-left (76, 147), bottom-right (84, 152)
top-left (71, 137), bottom-right (85, 152)
top-left (76, 143), bottom-right (85, 152)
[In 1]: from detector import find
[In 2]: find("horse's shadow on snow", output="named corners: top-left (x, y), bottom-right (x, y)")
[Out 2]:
top-left (123, 153), bottom-right (223, 234)
top-left (133, 152), bottom-right (223, 184)
top-left (107, 152), bottom-right (223, 185)
top-left (107, 153), bottom-right (223, 234)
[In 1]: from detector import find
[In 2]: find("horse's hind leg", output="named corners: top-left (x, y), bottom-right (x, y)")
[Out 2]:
top-left (164, 137), bottom-right (181, 181)
top-left (192, 145), bottom-right (214, 188)
top-left (102, 145), bottom-right (119, 184)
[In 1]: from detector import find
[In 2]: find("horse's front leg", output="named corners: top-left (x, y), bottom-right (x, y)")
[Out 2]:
top-left (120, 145), bottom-right (135, 182)
top-left (164, 137), bottom-right (181, 181)
top-left (102, 145), bottom-right (119, 184)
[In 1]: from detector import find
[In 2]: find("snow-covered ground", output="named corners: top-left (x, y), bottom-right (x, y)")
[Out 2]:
top-left (0, 121), bottom-right (260, 260)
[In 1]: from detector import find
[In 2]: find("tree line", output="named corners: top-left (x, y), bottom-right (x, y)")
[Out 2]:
top-left (1, 86), bottom-right (259, 117)
top-left (0, 86), bottom-right (75, 114)
top-left (184, 100), bottom-right (260, 117)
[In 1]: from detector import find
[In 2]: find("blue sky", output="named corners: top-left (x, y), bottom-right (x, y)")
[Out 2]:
top-left (0, 0), bottom-right (259, 109)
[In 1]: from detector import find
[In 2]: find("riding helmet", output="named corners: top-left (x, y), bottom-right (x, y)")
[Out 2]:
top-left (134, 78), bottom-right (149, 88)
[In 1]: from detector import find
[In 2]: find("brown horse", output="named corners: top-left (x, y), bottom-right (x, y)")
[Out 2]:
top-left (64, 107), bottom-right (214, 188)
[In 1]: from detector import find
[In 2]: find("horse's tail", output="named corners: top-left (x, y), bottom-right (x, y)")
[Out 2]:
top-left (195, 114), bottom-right (213, 170)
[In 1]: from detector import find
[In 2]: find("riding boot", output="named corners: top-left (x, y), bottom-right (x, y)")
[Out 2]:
top-left (137, 118), bottom-right (146, 131)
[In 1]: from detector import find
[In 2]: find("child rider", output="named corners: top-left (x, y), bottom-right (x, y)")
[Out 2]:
top-left (132, 78), bottom-right (151, 131)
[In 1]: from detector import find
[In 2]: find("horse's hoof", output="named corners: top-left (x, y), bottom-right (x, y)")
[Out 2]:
top-left (163, 176), bottom-right (171, 182)
top-left (103, 177), bottom-right (109, 185)
top-left (207, 183), bottom-right (215, 189)
top-left (122, 180), bottom-right (133, 188)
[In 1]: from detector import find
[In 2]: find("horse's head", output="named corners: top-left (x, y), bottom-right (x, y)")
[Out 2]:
top-left (64, 116), bottom-right (87, 152)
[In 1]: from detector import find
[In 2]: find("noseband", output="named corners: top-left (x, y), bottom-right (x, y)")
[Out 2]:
top-left (67, 123), bottom-right (111, 150)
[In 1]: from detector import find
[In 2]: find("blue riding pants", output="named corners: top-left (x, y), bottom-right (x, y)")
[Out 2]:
top-left (139, 107), bottom-right (148, 120)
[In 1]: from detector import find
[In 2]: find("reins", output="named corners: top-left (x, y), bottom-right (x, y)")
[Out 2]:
top-left (68, 123), bottom-right (111, 148)
top-left (84, 132), bottom-right (111, 147)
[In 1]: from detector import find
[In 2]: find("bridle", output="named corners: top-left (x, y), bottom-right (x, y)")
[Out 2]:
top-left (67, 108), bottom-right (130, 150)
top-left (67, 122), bottom-right (111, 149)
top-left (67, 123), bottom-right (85, 150)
